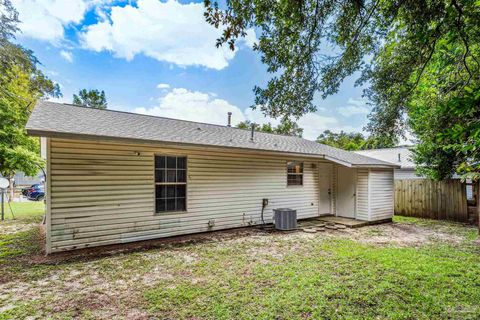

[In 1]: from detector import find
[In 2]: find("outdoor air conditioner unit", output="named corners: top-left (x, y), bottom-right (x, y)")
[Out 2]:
top-left (273, 208), bottom-right (297, 230)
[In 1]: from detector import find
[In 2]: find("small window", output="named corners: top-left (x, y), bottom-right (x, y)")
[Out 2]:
top-left (287, 161), bottom-right (303, 186)
top-left (155, 155), bottom-right (187, 213)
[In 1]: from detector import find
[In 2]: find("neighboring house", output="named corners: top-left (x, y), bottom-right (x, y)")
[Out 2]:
top-left (27, 101), bottom-right (398, 253)
top-left (14, 172), bottom-right (44, 187)
top-left (356, 147), bottom-right (419, 180)
top-left (0, 172), bottom-right (44, 187)
top-left (356, 147), bottom-right (474, 199)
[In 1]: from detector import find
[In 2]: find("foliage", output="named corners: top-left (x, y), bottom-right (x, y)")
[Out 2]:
top-left (236, 118), bottom-right (303, 137)
top-left (409, 82), bottom-right (480, 180)
top-left (316, 130), bottom-right (396, 150)
top-left (0, 0), bottom-right (60, 182)
top-left (72, 89), bottom-right (107, 109)
top-left (204, 0), bottom-right (480, 180)
top-left (404, 35), bottom-right (480, 180)
top-left (204, 0), bottom-right (479, 124)
top-left (0, 66), bottom-right (49, 179)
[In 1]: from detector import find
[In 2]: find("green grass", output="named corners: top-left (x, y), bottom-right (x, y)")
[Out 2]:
top-left (144, 238), bottom-right (480, 320)
top-left (0, 209), bottom-right (479, 319)
top-left (1, 201), bottom-right (45, 222)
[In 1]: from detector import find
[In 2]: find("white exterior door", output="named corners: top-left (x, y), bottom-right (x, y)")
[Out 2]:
top-left (318, 163), bottom-right (332, 215)
top-left (337, 166), bottom-right (356, 218)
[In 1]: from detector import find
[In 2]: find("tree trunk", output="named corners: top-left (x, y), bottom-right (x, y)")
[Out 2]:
top-left (8, 175), bottom-right (14, 202)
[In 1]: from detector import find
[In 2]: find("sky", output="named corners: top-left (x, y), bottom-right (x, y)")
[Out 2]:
top-left (12, 0), bottom-right (374, 141)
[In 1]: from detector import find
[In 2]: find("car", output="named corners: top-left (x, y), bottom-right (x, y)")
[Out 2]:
top-left (26, 184), bottom-right (45, 201)
top-left (22, 184), bottom-right (42, 196)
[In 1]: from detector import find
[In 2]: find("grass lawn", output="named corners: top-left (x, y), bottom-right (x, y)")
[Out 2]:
top-left (0, 201), bottom-right (45, 221)
top-left (0, 204), bottom-right (479, 319)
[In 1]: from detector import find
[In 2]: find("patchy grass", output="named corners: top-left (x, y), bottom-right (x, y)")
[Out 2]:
top-left (0, 212), bottom-right (479, 319)
top-left (0, 202), bottom-right (44, 264)
top-left (393, 215), bottom-right (479, 240)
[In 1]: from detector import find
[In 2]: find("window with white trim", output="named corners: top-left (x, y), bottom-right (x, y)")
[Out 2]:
top-left (287, 161), bottom-right (303, 186)
top-left (155, 155), bottom-right (187, 213)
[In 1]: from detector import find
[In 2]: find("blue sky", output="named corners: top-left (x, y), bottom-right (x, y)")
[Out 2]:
top-left (13, 0), bottom-right (372, 140)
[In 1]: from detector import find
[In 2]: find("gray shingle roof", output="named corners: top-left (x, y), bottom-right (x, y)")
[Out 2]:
top-left (26, 100), bottom-right (397, 167)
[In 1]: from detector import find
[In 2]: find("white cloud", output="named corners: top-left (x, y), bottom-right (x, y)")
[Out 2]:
top-left (337, 98), bottom-right (370, 117)
top-left (60, 50), bottom-right (73, 62)
top-left (134, 88), bottom-right (246, 126)
top-left (134, 88), bottom-right (351, 141)
top-left (81, 0), bottom-right (256, 69)
top-left (12, 0), bottom-right (89, 42)
top-left (156, 83), bottom-right (170, 89)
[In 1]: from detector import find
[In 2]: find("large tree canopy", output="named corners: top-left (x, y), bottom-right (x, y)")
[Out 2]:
top-left (205, 0), bottom-right (480, 179)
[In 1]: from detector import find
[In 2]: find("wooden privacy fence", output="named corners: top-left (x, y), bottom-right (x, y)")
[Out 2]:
top-left (394, 179), bottom-right (469, 222)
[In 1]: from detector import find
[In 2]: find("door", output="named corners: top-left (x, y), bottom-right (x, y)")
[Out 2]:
top-left (318, 163), bottom-right (332, 215)
top-left (337, 166), bottom-right (356, 218)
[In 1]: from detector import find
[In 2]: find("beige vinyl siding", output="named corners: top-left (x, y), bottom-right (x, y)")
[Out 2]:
top-left (369, 169), bottom-right (394, 221)
top-left (355, 169), bottom-right (369, 221)
top-left (48, 138), bottom-right (321, 252)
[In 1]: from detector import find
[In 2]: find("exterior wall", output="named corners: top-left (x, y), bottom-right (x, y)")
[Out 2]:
top-left (355, 169), bottom-right (369, 221)
top-left (47, 138), bottom-right (324, 252)
top-left (369, 169), bottom-right (394, 221)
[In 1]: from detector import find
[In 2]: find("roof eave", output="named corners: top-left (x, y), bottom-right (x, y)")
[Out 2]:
top-left (351, 164), bottom-right (401, 169)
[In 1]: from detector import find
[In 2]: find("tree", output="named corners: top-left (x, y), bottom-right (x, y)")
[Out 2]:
top-left (236, 118), bottom-right (303, 137)
top-left (73, 89), bottom-right (107, 109)
top-left (204, 0), bottom-right (480, 129)
top-left (205, 0), bottom-right (480, 180)
top-left (0, 0), bottom-right (60, 199)
top-left (316, 130), bottom-right (396, 151)
top-left (406, 41), bottom-right (480, 181)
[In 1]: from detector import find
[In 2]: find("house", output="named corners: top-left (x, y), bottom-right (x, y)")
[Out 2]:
top-left (1, 171), bottom-right (45, 187)
top-left (356, 146), bottom-right (419, 180)
top-left (26, 101), bottom-right (398, 253)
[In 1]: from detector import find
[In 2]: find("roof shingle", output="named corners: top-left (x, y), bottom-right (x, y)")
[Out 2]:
top-left (26, 101), bottom-right (397, 167)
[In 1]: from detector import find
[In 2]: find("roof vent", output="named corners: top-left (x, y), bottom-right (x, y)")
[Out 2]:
top-left (398, 153), bottom-right (401, 162)
top-left (250, 125), bottom-right (255, 142)
top-left (227, 112), bottom-right (232, 127)
top-left (197, 127), bottom-right (201, 131)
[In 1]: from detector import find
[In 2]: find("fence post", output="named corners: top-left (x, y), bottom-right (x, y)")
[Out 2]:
top-left (477, 180), bottom-right (480, 235)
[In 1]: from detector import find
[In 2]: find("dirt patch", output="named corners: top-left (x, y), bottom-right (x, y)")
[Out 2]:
top-left (343, 222), bottom-right (466, 246)
top-left (0, 221), bottom-right (38, 235)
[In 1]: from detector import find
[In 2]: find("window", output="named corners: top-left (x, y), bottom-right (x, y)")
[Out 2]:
top-left (287, 161), bottom-right (303, 186)
top-left (155, 155), bottom-right (187, 213)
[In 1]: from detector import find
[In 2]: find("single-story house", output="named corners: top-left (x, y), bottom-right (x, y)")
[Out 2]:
top-left (27, 101), bottom-right (398, 253)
